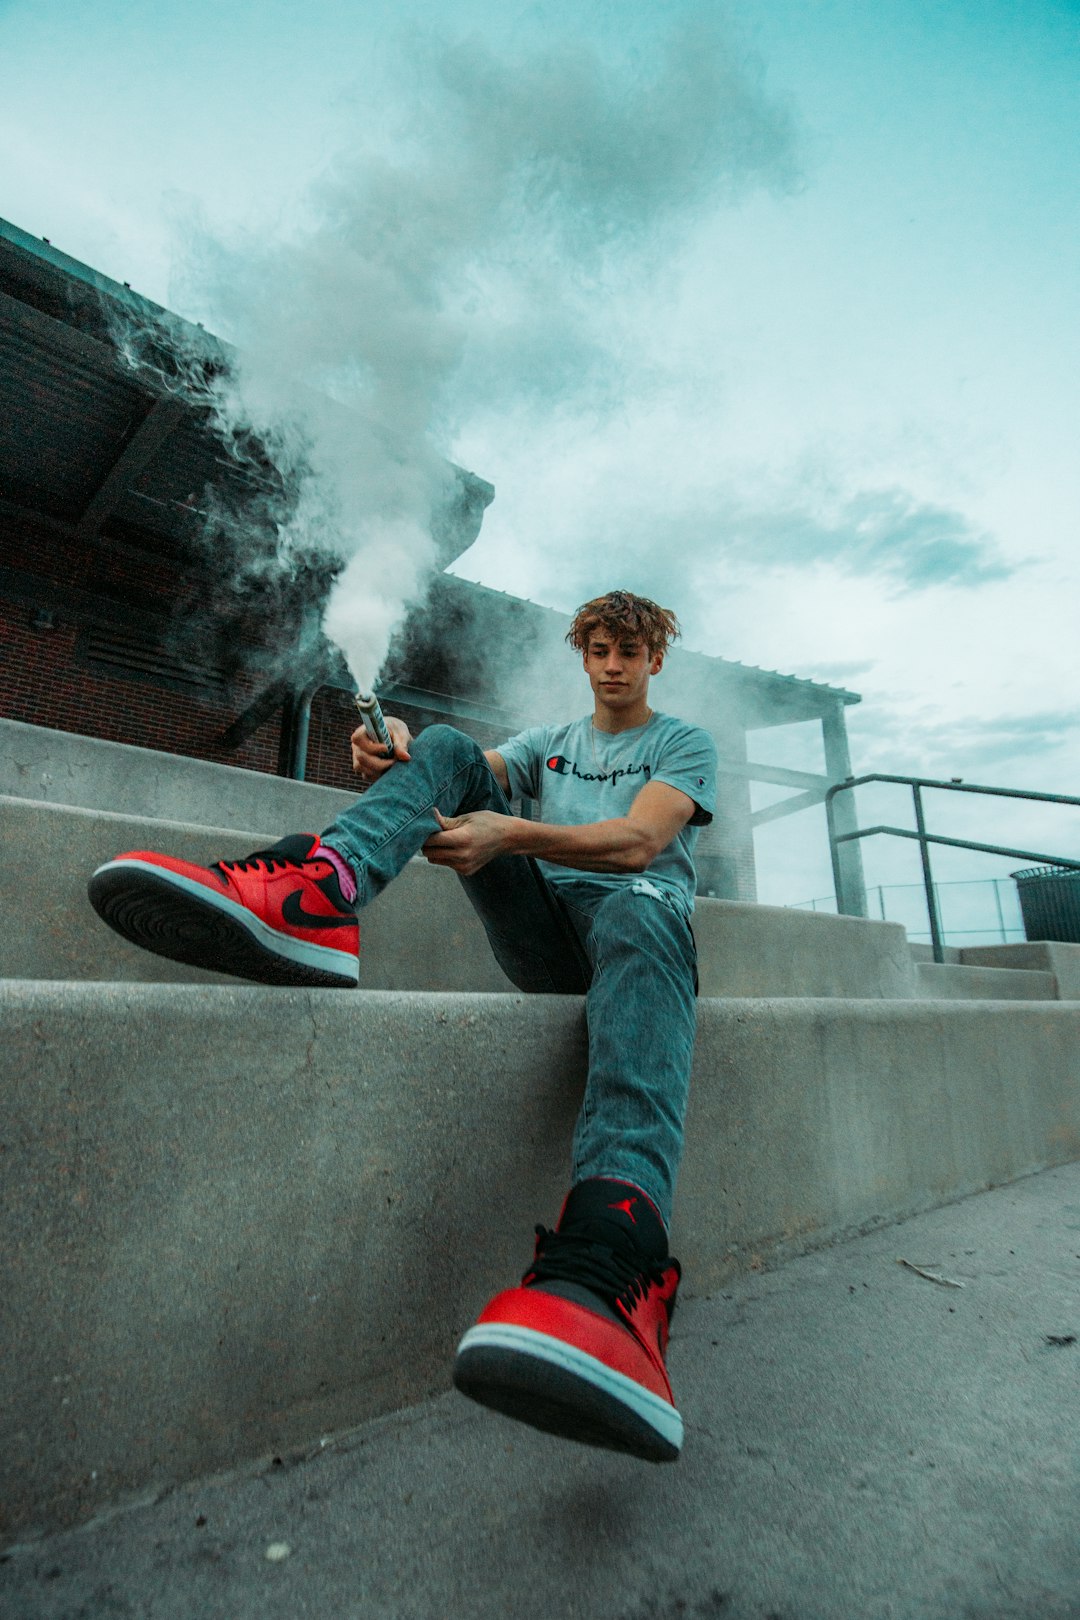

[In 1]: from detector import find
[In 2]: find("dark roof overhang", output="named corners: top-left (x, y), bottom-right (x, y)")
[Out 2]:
top-left (0, 216), bottom-right (493, 570)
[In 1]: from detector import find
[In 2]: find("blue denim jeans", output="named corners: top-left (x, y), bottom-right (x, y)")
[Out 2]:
top-left (320, 725), bottom-right (698, 1226)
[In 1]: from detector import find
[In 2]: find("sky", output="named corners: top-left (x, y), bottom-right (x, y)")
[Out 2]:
top-left (1, 0), bottom-right (1077, 916)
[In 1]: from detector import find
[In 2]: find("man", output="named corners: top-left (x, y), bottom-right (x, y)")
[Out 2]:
top-left (89, 589), bottom-right (717, 1463)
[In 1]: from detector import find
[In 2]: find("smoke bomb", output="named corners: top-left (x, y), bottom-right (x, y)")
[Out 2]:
top-left (353, 690), bottom-right (395, 757)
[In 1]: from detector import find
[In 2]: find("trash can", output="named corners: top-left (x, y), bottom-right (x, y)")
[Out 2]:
top-left (1011, 865), bottom-right (1080, 944)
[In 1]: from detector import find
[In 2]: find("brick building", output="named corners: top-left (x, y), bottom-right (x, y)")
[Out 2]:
top-left (0, 216), bottom-right (862, 902)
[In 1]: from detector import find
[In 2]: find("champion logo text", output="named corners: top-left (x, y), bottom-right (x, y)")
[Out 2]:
top-left (545, 754), bottom-right (651, 787)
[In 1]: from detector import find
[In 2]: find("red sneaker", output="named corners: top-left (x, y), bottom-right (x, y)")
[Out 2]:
top-left (453, 1179), bottom-right (683, 1462)
top-left (88, 834), bottom-right (359, 988)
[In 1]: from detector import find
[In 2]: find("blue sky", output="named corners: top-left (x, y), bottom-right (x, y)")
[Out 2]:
top-left (2, 0), bottom-right (1077, 907)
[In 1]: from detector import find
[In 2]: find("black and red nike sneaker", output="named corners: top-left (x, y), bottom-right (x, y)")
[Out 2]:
top-left (453, 1178), bottom-right (683, 1463)
top-left (88, 834), bottom-right (359, 988)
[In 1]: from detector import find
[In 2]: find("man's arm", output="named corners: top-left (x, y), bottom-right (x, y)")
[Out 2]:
top-left (422, 779), bottom-right (698, 879)
top-left (484, 749), bottom-right (511, 796)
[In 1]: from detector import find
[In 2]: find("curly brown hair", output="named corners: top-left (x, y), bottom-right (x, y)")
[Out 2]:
top-left (566, 590), bottom-right (681, 659)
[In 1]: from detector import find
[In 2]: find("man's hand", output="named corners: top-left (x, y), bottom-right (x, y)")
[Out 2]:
top-left (351, 714), bottom-right (412, 782)
top-left (422, 809), bottom-right (511, 876)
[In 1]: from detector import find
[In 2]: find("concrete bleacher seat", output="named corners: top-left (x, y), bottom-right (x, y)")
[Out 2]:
top-left (1, 791), bottom-right (929, 997)
top-left (4, 976), bottom-right (1079, 1543)
top-left (1, 788), bottom-right (1071, 1000)
top-left (0, 714), bottom-right (360, 831)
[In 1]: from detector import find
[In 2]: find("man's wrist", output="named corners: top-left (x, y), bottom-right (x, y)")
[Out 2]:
top-left (503, 815), bottom-right (536, 857)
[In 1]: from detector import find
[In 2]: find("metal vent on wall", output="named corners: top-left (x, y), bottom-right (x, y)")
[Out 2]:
top-left (78, 625), bottom-right (227, 697)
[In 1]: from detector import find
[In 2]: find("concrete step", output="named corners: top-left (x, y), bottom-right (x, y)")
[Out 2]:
top-left (5, 1164), bottom-right (1079, 1615)
top-left (915, 961), bottom-right (1058, 1000)
top-left (5, 716), bottom-right (1073, 1002)
top-left (910, 939), bottom-right (1080, 1001)
top-left (0, 715), bottom-right (359, 832)
top-left (908, 941), bottom-right (964, 964)
top-left (693, 893), bottom-right (917, 999)
top-left (0, 794), bottom-right (513, 992)
top-left (961, 940), bottom-right (1080, 1000)
top-left (2, 792), bottom-right (922, 998)
top-left (3, 978), bottom-right (1078, 1542)
top-left (7, 717), bottom-right (1069, 1003)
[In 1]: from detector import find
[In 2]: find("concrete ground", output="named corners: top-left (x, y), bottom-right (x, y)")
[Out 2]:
top-left (3, 1163), bottom-right (1079, 1620)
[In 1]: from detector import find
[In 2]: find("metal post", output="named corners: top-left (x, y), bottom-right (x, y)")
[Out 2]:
top-left (993, 879), bottom-right (1007, 943)
top-left (912, 784), bottom-right (945, 962)
top-left (288, 686), bottom-right (314, 781)
top-left (277, 691), bottom-right (299, 779)
top-left (825, 790), bottom-right (851, 914)
top-left (277, 681), bottom-right (319, 781)
top-left (822, 707), bottom-right (868, 916)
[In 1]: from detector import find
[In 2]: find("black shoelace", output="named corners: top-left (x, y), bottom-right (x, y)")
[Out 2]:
top-left (527, 1224), bottom-right (670, 1315)
top-left (218, 849), bottom-right (305, 876)
top-left (220, 855), bottom-right (297, 868)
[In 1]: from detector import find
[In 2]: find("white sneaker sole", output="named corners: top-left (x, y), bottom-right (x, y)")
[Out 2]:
top-left (454, 1320), bottom-right (683, 1461)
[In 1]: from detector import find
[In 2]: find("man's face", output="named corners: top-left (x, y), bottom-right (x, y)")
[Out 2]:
top-left (583, 631), bottom-right (663, 709)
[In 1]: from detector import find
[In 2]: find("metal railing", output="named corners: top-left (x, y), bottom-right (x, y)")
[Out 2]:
top-left (825, 774), bottom-right (1080, 963)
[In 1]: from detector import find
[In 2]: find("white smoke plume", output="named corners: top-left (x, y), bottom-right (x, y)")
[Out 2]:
top-left (168, 18), bottom-right (799, 692)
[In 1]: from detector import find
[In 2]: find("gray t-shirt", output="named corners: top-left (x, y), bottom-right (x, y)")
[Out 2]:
top-left (496, 711), bottom-right (718, 918)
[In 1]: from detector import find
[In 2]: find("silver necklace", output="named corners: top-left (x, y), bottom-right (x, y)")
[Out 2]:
top-left (589, 710), bottom-right (653, 775)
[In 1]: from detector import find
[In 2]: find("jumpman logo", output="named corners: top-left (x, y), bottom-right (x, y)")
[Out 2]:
top-left (608, 1197), bottom-right (638, 1224)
